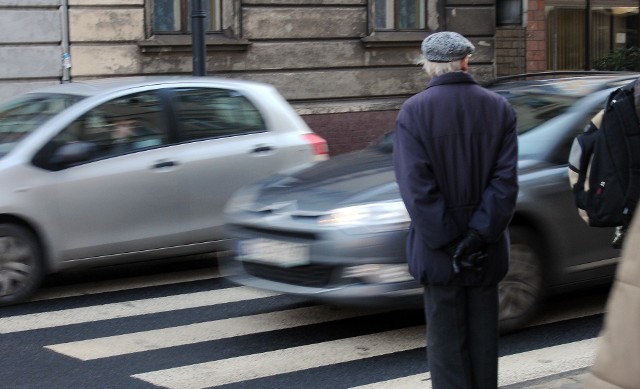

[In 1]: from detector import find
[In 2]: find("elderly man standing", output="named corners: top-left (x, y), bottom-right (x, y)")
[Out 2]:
top-left (393, 31), bottom-right (519, 389)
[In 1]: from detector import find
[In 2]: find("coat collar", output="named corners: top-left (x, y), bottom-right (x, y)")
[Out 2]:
top-left (427, 72), bottom-right (477, 89)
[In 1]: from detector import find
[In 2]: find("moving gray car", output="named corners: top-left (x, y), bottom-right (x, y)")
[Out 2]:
top-left (0, 76), bottom-right (328, 306)
top-left (221, 73), bottom-right (639, 333)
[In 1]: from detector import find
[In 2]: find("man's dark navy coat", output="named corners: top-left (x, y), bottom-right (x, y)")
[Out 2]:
top-left (393, 72), bottom-right (519, 286)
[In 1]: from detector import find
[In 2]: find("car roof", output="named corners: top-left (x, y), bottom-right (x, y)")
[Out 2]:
top-left (27, 76), bottom-right (275, 98)
top-left (487, 72), bottom-right (639, 97)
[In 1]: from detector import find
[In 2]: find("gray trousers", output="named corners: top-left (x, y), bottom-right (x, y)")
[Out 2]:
top-left (424, 284), bottom-right (499, 389)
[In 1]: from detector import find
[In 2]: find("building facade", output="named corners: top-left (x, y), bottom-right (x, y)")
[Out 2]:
top-left (495, 0), bottom-right (639, 76)
top-left (1, 1), bottom-right (638, 154)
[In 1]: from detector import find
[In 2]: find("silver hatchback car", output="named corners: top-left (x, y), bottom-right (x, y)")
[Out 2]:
top-left (0, 77), bottom-right (328, 306)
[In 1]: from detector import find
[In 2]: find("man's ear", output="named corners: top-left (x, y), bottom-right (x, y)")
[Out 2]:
top-left (460, 56), bottom-right (469, 72)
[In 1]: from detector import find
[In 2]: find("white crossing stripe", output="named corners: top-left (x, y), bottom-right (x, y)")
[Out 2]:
top-left (45, 305), bottom-right (382, 360)
top-left (132, 326), bottom-right (426, 389)
top-left (31, 266), bottom-right (220, 301)
top-left (0, 287), bottom-right (278, 333)
top-left (350, 338), bottom-right (598, 388)
top-left (13, 263), bottom-right (606, 389)
top-left (498, 337), bottom-right (597, 385)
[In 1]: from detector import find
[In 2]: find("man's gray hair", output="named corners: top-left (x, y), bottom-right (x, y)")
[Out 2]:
top-left (419, 58), bottom-right (464, 77)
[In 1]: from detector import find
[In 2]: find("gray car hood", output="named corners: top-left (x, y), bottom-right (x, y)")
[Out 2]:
top-left (252, 147), bottom-right (548, 214)
top-left (254, 147), bottom-right (399, 212)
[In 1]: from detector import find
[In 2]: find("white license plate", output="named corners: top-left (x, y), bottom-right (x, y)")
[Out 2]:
top-left (237, 238), bottom-right (309, 267)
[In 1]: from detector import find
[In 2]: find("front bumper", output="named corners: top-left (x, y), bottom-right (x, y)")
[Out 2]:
top-left (219, 222), bottom-right (423, 308)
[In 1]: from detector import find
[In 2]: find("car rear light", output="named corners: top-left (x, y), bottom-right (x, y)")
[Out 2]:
top-left (302, 133), bottom-right (329, 161)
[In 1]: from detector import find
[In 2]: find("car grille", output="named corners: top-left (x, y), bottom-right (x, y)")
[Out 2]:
top-left (235, 225), bottom-right (317, 241)
top-left (242, 262), bottom-right (334, 287)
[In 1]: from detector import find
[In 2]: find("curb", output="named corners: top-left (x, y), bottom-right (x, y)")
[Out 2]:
top-left (521, 373), bottom-right (586, 389)
top-left (503, 369), bottom-right (588, 389)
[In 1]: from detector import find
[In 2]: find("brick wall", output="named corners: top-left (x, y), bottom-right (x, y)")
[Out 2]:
top-left (496, 27), bottom-right (527, 76)
top-left (526, 0), bottom-right (546, 72)
top-left (302, 110), bottom-right (398, 156)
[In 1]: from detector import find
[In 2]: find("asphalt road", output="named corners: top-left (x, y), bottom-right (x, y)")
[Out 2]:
top-left (0, 255), bottom-right (610, 388)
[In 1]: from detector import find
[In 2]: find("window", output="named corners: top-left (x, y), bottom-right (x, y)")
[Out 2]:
top-left (0, 94), bottom-right (83, 158)
top-left (51, 92), bottom-right (167, 161)
top-left (153, 0), bottom-right (221, 33)
top-left (546, 5), bottom-right (639, 70)
top-left (374, 0), bottom-right (426, 30)
top-left (173, 88), bottom-right (266, 141)
top-left (497, 0), bottom-right (523, 26)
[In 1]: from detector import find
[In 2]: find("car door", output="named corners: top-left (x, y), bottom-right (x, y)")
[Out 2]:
top-left (521, 92), bottom-right (620, 281)
top-left (168, 86), bottom-right (295, 245)
top-left (36, 90), bottom-right (190, 262)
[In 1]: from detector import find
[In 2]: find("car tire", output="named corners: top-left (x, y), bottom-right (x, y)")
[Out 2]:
top-left (498, 226), bottom-right (545, 334)
top-left (0, 224), bottom-right (43, 306)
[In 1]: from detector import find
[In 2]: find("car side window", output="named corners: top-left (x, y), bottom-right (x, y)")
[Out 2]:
top-left (79, 92), bottom-right (167, 158)
top-left (37, 91), bottom-right (167, 168)
top-left (172, 88), bottom-right (266, 141)
top-left (33, 91), bottom-right (168, 170)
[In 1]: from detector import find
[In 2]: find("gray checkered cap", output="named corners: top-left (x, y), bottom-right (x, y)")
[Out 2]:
top-left (421, 31), bottom-right (475, 63)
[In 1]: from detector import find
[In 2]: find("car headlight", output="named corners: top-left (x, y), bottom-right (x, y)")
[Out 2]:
top-left (318, 200), bottom-right (410, 234)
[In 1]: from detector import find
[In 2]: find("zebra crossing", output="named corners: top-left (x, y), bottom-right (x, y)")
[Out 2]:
top-left (0, 264), bottom-right (606, 388)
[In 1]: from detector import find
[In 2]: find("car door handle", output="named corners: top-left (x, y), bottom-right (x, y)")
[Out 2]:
top-left (252, 145), bottom-right (273, 153)
top-left (152, 160), bottom-right (177, 169)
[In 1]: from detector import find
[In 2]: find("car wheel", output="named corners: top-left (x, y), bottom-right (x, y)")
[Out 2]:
top-left (0, 224), bottom-right (43, 306)
top-left (498, 226), bottom-right (545, 334)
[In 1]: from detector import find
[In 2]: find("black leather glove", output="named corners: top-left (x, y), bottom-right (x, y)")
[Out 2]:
top-left (453, 229), bottom-right (485, 258)
top-left (443, 239), bottom-right (460, 257)
top-left (452, 230), bottom-right (487, 274)
top-left (454, 251), bottom-right (488, 273)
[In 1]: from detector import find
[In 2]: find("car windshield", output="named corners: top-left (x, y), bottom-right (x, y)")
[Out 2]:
top-left (497, 92), bottom-right (577, 136)
top-left (374, 92), bottom-right (577, 157)
top-left (0, 93), bottom-right (85, 157)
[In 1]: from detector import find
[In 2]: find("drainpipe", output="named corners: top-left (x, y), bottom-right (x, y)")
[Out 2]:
top-left (61, 0), bottom-right (71, 82)
top-left (191, 0), bottom-right (207, 76)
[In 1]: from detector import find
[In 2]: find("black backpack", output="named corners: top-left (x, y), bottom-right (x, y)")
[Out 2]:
top-left (569, 79), bottom-right (640, 228)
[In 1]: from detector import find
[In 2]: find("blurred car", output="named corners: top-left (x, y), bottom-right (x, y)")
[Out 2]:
top-left (220, 72), bottom-right (639, 333)
top-left (0, 76), bottom-right (328, 306)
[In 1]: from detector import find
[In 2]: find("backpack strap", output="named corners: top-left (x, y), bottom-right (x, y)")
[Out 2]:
top-left (612, 81), bottom-right (640, 224)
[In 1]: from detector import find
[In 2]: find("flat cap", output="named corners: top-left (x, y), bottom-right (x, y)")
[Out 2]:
top-left (421, 31), bottom-right (475, 63)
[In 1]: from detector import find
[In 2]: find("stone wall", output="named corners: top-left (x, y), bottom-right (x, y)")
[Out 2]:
top-left (0, 0), bottom-right (499, 155)
top-left (0, 0), bottom-right (64, 102)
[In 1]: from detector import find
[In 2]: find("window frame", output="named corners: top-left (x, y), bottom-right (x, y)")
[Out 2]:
top-left (362, 0), bottom-right (438, 48)
top-left (497, 0), bottom-right (524, 27)
top-left (372, 0), bottom-right (428, 32)
top-left (141, 0), bottom-right (249, 54)
top-left (152, 0), bottom-right (222, 35)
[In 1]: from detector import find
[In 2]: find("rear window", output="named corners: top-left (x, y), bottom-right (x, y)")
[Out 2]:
top-left (172, 88), bottom-right (267, 141)
top-left (0, 93), bottom-right (84, 157)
